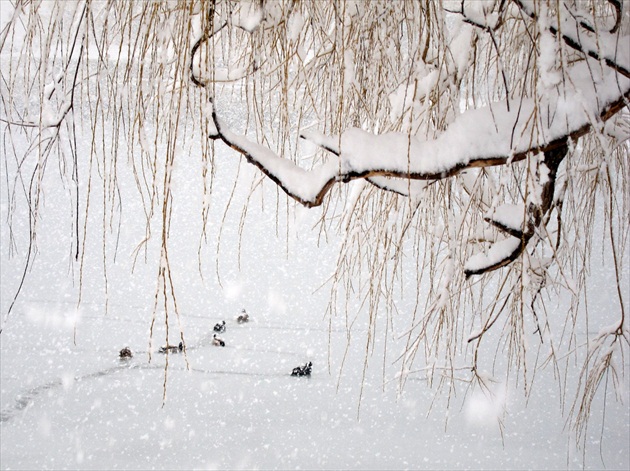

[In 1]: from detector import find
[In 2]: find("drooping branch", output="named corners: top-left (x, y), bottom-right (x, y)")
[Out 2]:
top-left (195, 2), bottom-right (629, 281)
top-left (210, 109), bottom-right (341, 208)
top-left (607, 0), bottom-right (622, 34)
top-left (513, 0), bottom-right (630, 79)
top-left (190, 1), bottom-right (227, 89)
top-left (209, 59), bottom-right (629, 207)
top-left (0, 2), bottom-right (88, 130)
top-left (465, 141), bottom-right (568, 276)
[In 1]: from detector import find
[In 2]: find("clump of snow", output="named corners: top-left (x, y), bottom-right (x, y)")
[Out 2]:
top-left (448, 20), bottom-right (475, 78)
top-left (388, 62), bottom-right (439, 123)
top-left (300, 128), bottom-right (340, 154)
top-left (267, 287), bottom-right (287, 315)
top-left (216, 116), bottom-right (340, 203)
top-left (538, 22), bottom-right (562, 89)
top-left (343, 49), bottom-right (356, 92)
top-left (338, 57), bottom-right (629, 178)
top-left (223, 278), bottom-right (243, 301)
top-left (462, 0), bottom-right (499, 30)
top-left (485, 203), bottom-right (527, 234)
top-left (465, 381), bottom-right (507, 428)
top-left (286, 11), bottom-right (304, 42)
top-left (465, 236), bottom-right (521, 274)
top-left (40, 99), bottom-right (72, 128)
top-left (232, 1), bottom-right (263, 32)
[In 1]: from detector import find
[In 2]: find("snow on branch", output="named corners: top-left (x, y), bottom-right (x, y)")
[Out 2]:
top-left (513, 0), bottom-right (630, 79)
top-left (464, 142), bottom-right (568, 276)
top-left (464, 236), bottom-right (525, 275)
top-left (210, 111), bottom-right (341, 208)
top-left (210, 59), bottom-right (630, 208)
top-left (484, 203), bottom-right (528, 239)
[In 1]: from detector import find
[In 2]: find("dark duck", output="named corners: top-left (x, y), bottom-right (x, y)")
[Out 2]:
top-left (119, 347), bottom-right (133, 359)
top-left (212, 334), bottom-right (226, 347)
top-left (291, 361), bottom-right (312, 377)
top-left (214, 320), bottom-right (226, 333)
top-left (236, 309), bottom-right (249, 324)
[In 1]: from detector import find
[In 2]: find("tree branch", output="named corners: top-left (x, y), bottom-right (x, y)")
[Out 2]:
top-left (464, 142), bottom-right (568, 276)
top-left (513, 0), bottom-right (630, 79)
top-left (209, 66), bottom-right (629, 204)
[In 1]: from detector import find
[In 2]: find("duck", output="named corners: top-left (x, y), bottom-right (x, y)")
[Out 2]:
top-left (212, 334), bottom-right (225, 347)
top-left (213, 320), bottom-right (226, 333)
top-left (119, 347), bottom-right (133, 359)
top-left (291, 361), bottom-right (312, 377)
top-left (158, 341), bottom-right (183, 354)
top-left (236, 309), bottom-right (249, 324)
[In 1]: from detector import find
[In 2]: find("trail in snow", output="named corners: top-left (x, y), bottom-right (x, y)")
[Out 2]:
top-left (1, 332), bottom-right (312, 425)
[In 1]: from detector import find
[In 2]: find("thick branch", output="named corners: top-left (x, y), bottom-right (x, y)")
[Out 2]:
top-left (465, 142), bottom-right (568, 276)
top-left (211, 108), bottom-right (340, 208)
top-left (210, 65), bottom-right (629, 206)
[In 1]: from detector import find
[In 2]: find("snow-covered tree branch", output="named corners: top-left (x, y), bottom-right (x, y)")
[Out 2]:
top-left (201, 0), bottom-right (629, 280)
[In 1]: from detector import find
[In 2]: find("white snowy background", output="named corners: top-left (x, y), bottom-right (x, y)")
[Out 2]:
top-left (1, 2), bottom-right (629, 470)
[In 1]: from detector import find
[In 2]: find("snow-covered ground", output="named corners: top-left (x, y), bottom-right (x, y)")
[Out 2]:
top-left (1, 139), bottom-right (629, 469)
top-left (1, 296), bottom-right (629, 470)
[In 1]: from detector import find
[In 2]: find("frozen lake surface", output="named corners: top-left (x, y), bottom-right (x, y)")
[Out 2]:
top-left (1, 298), bottom-right (628, 470)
